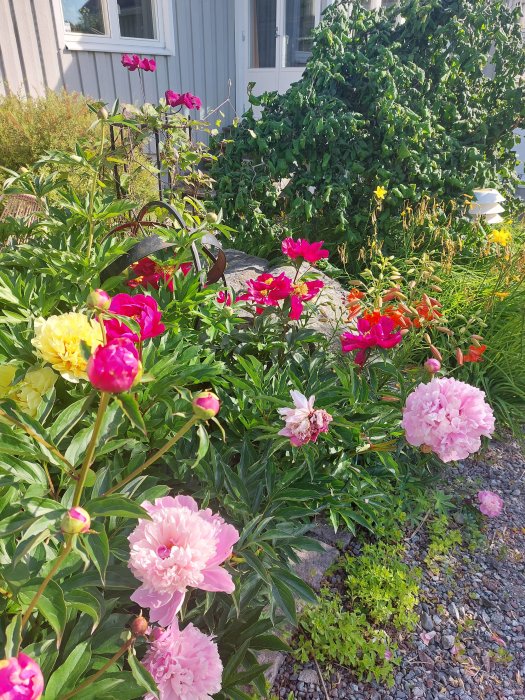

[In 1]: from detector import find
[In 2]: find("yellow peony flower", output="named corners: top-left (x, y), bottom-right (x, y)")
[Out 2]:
top-left (488, 228), bottom-right (511, 246)
top-left (374, 185), bottom-right (388, 200)
top-left (32, 312), bottom-right (102, 382)
top-left (14, 366), bottom-right (58, 417)
top-left (0, 364), bottom-right (16, 397)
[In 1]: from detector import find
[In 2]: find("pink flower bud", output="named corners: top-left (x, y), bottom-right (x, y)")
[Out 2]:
top-left (87, 289), bottom-right (111, 311)
top-left (61, 506), bottom-right (91, 535)
top-left (424, 358), bottom-right (441, 373)
top-left (87, 338), bottom-right (141, 394)
top-left (0, 653), bottom-right (44, 700)
top-left (192, 391), bottom-right (220, 419)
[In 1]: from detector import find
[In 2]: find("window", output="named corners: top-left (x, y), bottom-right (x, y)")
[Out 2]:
top-left (59, 0), bottom-right (174, 54)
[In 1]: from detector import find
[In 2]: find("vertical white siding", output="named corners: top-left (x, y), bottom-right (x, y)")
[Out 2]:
top-left (0, 0), bottom-right (236, 121)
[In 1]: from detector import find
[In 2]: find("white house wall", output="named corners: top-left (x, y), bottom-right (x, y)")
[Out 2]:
top-left (0, 0), bottom-right (236, 122)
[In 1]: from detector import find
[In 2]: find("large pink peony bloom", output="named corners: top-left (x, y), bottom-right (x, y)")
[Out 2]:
top-left (237, 272), bottom-right (293, 314)
top-left (282, 238), bottom-right (329, 264)
top-left (477, 490), bottom-right (503, 518)
top-left (128, 496), bottom-right (239, 626)
top-left (278, 390), bottom-right (333, 446)
top-left (0, 653), bottom-right (44, 700)
top-left (341, 315), bottom-right (403, 366)
top-left (105, 293), bottom-right (165, 343)
top-left (142, 622), bottom-right (222, 700)
top-left (289, 279), bottom-right (324, 320)
top-left (87, 337), bottom-right (141, 393)
top-left (401, 377), bottom-right (495, 463)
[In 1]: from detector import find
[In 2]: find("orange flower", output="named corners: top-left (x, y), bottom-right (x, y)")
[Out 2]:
top-left (413, 297), bottom-right (442, 328)
top-left (347, 288), bottom-right (365, 320)
top-left (463, 345), bottom-right (487, 363)
top-left (382, 305), bottom-right (412, 329)
top-left (362, 310), bottom-right (382, 326)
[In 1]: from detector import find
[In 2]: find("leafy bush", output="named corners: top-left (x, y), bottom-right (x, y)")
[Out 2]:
top-left (211, 0), bottom-right (525, 257)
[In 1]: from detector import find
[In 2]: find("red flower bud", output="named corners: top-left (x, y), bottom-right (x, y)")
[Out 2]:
top-left (192, 391), bottom-right (220, 419)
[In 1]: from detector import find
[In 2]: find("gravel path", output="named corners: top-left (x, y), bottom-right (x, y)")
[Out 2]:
top-left (272, 437), bottom-right (525, 699)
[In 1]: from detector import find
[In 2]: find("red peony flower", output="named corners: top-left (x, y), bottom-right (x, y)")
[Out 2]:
top-left (121, 54), bottom-right (140, 71)
top-left (341, 315), bottom-right (403, 366)
top-left (281, 238), bottom-right (329, 264)
top-left (105, 293), bottom-right (166, 342)
top-left (237, 272), bottom-right (293, 314)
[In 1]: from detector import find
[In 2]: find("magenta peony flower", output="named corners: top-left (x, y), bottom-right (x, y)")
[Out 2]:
top-left (237, 272), bottom-right (293, 314)
top-left (61, 506), bottom-right (90, 535)
top-left (216, 291), bottom-right (232, 306)
top-left (424, 358), bottom-right (441, 374)
top-left (401, 377), bottom-right (495, 463)
top-left (139, 57), bottom-right (156, 72)
top-left (142, 622), bottom-right (222, 700)
top-left (341, 315), bottom-right (403, 366)
top-left (0, 653), bottom-right (44, 700)
top-left (282, 238), bottom-right (329, 264)
top-left (477, 490), bottom-right (503, 517)
top-left (192, 391), bottom-right (220, 419)
top-left (128, 496), bottom-right (240, 626)
top-left (121, 53), bottom-right (141, 71)
top-left (278, 390), bottom-right (333, 446)
top-left (105, 293), bottom-right (165, 343)
top-left (289, 279), bottom-right (324, 320)
top-left (87, 338), bottom-right (141, 393)
top-left (165, 90), bottom-right (201, 110)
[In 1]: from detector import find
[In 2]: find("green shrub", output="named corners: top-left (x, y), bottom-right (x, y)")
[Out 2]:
top-left (211, 0), bottom-right (525, 258)
top-left (0, 91), bottom-right (94, 173)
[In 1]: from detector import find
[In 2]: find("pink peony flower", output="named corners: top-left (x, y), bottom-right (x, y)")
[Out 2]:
top-left (278, 390), bottom-right (333, 446)
top-left (165, 90), bottom-right (202, 110)
top-left (477, 490), bottom-right (503, 517)
top-left (237, 272), bottom-right (293, 314)
top-left (289, 279), bottom-right (324, 320)
top-left (105, 293), bottom-right (166, 343)
top-left (121, 53), bottom-right (140, 71)
top-left (142, 622), bottom-right (222, 700)
top-left (424, 358), bottom-right (441, 374)
top-left (139, 57), bottom-right (156, 72)
top-left (341, 315), bottom-right (403, 366)
top-left (0, 653), bottom-right (44, 700)
top-left (128, 495), bottom-right (239, 626)
top-left (282, 238), bottom-right (329, 264)
top-left (401, 377), bottom-right (495, 463)
top-left (87, 338), bottom-right (141, 393)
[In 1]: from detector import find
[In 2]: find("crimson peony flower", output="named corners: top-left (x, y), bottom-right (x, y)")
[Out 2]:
top-left (341, 315), bottom-right (403, 366)
top-left (139, 57), bottom-right (156, 72)
top-left (237, 272), bottom-right (292, 314)
top-left (105, 293), bottom-right (165, 343)
top-left (87, 338), bottom-right (141, 393)
top-left (142, 622), bottom-right (223, 700)
top-left (121, 53), bottom-right (140, 71)
top-left (289, 279), bottom-right (324, 320)
top-left (0, 653), bottom-right (44, 700)
top-left (463, 344), bottom-right (487, 363)
top-left (401, 377), bottom-right (495, 463)
top-left (127, 258), bottom-right (192, 293)
top-left (278, 390), bottom-right (332, 446)
top-left (128, 496), bottom-right (240, 626)
top-left (477, 490), bottom-right (503, 517)
top-left (165, 90), bottom-right (202, 109)
top-left (216, 291), bottom-right (232, 306)
top-left (282, 237), bottom-right (329, 264)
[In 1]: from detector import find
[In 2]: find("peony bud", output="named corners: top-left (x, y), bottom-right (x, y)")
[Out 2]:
top-left (0, 653), bottom-right (44, 700)
top-left (61, 506), bottom-right (91, 535)
top-left (87, 338), bottom-right (141, 394)
top-left (87, 289), bottom-right (111, 311)
top-left (424, 358), bottom-right (441, 374)
top-left (97, 106), bottom-right (109, 120)
top-left (131, 615), bottom-right (149, 637)
top-left (192, 391), bottom-right (220, 419)
top-left (205, 212), bottom-right (219, 224)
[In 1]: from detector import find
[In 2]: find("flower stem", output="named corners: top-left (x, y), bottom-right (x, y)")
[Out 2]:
top-left (60, 638), bottom-right (133, 700)
top-left (72, 392), bottom-right (110, 507)
top-left (104, 415), bottom-right (199, 496)
top-left (86, 121), bottom-right (106, 260)
top-left (21, 537), bottom-right (73, 632)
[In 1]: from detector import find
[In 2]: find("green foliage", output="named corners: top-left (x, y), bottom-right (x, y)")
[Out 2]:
top-left (344, 541), bottom-right (421, 630)
top-left (296, 592), bottom-right (398, 686)
top-left (425, 515), bottom-right (463, 569)
top-left (211, 0), bottom-right (525, 257)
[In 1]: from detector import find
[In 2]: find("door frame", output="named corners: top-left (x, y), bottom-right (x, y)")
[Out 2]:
top-left (234, 0), bottom-right (331, 115)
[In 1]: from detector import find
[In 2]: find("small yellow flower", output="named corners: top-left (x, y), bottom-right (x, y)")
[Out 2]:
top-left (374, 185), bottom-right (388, 200)
top-left (494, 292), bottom-right (510, 300)
top-left (14, 366), bottom-right (57, 417)
top-left (32, 312), bottom-right (102, 382)
top-left (488, 228), bottom-right (511, 246)
top-left (0, 364), bottom-right (16, 396)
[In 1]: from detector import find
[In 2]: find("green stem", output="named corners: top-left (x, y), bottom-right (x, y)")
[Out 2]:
top-left (21, 537), bottom-right (73, 631)
top-left (104, 415), bottom-right (199, 496)
top-left (86, 122), bottom-right (106, 260)
top-left (59, 638), bottom-right (133, 700)
top-left (72, 392), bottom-right (110, 507)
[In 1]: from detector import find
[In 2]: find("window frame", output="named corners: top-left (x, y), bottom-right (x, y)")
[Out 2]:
top-left (57, 0), bottom-right (175, 55)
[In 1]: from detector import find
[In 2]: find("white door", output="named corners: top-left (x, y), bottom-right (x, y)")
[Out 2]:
top-left (236, 0), bottom-right (321, 114)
